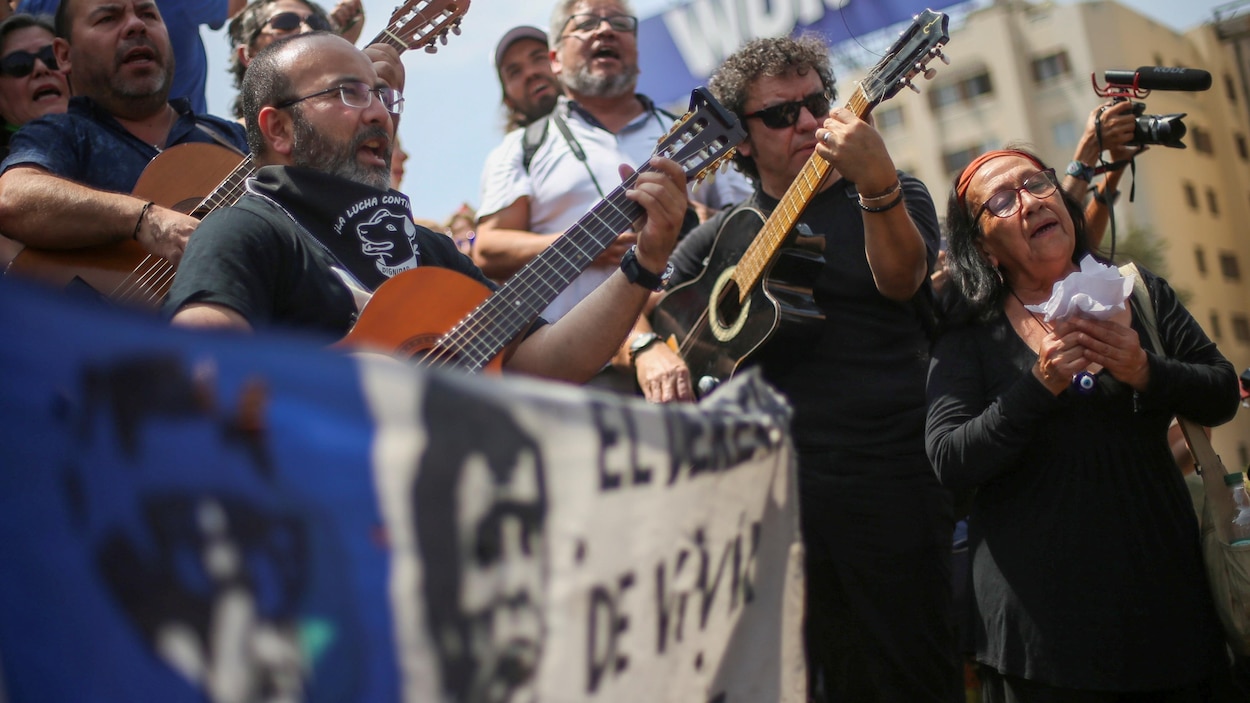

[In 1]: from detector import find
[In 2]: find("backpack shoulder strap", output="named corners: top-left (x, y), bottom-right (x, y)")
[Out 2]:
top-left (521, 115), bottom-right (550, 173)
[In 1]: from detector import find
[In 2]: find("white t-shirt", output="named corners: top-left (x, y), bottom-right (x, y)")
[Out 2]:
top-left (478, 96), bottom-right (753, 321)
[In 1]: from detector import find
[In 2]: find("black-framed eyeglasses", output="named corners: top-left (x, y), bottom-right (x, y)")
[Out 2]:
top-left (975, 169), bottom-right (1059, 220)
top-left (274, 81), bottom-right (404, 114)
top-left (0, 45), bottom-right (57, 78)
top-left (253, 10), bottom-right (331, 41)
top-left (742, 91), bottom-right (832, 130)
top-left (563, 13), bottom-right (638, 34)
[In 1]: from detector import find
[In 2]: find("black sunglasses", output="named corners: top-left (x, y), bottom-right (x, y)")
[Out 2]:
top-left (255, 10), bottom-right (331, 39)
top-left (743, 92), bottom-right (832, 130)
top-left (0, 45), bottom-right (57, 78)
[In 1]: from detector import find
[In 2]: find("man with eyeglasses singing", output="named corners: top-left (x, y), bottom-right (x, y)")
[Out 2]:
top-left (474, 0), bottom-right (751, 329)
top-left (0, 0), bottom-right (399, 274)
top-left (618, 36), bottom-right (963, 703)
top-left (168, 32), bottom-right (690, 391)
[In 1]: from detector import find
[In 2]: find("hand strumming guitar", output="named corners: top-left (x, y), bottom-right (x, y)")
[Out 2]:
top-left (135, 204), bottom-right (200, 267)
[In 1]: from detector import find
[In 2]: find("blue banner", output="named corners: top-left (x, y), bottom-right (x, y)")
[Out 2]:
top-left (638, 0), bottom-right (965, 106)
top-left (0, 279), bottom-right (801, 702)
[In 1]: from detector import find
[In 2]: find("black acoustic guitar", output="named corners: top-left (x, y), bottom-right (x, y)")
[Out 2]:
top-left (650, 9), bottom-right (951, 396)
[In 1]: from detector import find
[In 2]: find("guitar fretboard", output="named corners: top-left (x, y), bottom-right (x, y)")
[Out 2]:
top-left (430, 169), bottom-right (648, 372)
top-left (730, 88), bottom-right (873, 302)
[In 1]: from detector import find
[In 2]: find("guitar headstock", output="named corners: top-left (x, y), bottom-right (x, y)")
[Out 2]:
top-left (856, 9), bottom-right (950, 113)
top-left (372, 0), bottom-right (470, 54)
top-left (655, 87), bottom-right (747, 187)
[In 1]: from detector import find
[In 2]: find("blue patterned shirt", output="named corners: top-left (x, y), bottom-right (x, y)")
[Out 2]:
top-left (0, 96), bottom-right (247, 193)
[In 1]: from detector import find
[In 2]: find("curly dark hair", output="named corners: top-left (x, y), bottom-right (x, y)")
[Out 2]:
top-left (943, 146), bottom-right (1096, 323)
top-left (708, 34), bottom-right (836, 183)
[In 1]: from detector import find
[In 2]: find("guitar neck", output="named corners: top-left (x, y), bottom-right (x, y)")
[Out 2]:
top-left (194, 154), bottom-right (256, 215)
top-left (435, 169), bottom-right (648, 371)
top-left (731, 88), bottom-right (874, 301)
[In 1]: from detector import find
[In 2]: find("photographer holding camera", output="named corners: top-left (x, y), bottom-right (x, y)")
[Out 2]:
top-left (1062, 99), bottom-right (1144, 250)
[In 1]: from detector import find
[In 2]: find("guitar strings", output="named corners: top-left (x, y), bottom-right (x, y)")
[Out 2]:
top-left (422, 169), bottom-right (646, 371)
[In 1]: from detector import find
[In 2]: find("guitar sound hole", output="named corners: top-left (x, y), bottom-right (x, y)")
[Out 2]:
top-left (713, 281), bottom-right (744, 325)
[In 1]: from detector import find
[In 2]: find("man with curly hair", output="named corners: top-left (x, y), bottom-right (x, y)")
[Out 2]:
top-left (619, 35), bottom-right (962, 702)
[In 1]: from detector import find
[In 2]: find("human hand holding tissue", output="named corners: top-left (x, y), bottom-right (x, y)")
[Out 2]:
top-left (1031, 256), bottom-right (1151, 391)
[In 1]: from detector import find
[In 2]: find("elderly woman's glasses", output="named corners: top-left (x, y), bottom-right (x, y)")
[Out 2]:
top-left (0, 45), bottom-right (57, 78)
top-left (743, 92), bottom-right (832, 130)
top-left (976, 168), bottom-right (1059, 220)
top-left (275, 81), bottom-right (405, 114)
top-left (563, 13), bottom-right (638, 33)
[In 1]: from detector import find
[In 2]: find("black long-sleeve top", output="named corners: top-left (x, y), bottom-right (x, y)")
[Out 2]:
top-left (926, 266), bottom-right (1239, 690)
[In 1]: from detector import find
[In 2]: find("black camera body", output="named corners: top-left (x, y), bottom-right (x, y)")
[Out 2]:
top-left (1093, 67), bottom-right (1211, 149)
top-left (1121, 98), bottom-right (1188, 149)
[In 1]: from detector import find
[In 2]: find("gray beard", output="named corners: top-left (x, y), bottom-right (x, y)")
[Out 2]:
top-left (561, 63), bottom-right (638, 99)
top-left (291, 110), bottom-right (392, 191)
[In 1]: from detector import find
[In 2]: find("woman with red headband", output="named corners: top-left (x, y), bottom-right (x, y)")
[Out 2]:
top-left (926, 147), bottom-right (1239, 701)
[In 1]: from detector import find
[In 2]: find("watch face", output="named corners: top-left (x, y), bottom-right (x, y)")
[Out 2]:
top-left (630, 333), bottom-right (659, 353)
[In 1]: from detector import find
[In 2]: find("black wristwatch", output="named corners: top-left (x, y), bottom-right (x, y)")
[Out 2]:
top-left (628, 332), bottom-right (662, 363)
top-left (620, 245), bottom-right (673, 292)
top-left (1065, 160), bottom-right (1096, 182)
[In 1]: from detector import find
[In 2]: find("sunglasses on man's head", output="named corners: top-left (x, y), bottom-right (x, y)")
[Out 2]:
top-left (0, 45), bottom-right (57, 78)
top-left (261, 11), bottom-right (331, 35)
top-left (742, 92), bottom-right (832, 130)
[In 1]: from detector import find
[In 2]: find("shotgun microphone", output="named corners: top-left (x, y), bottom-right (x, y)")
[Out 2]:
top-left (1104, 67), bottom-right (1212, 92)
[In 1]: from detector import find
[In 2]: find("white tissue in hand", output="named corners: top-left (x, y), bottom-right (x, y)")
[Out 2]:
top-left (1025, 255), bottom-right (1133, 322)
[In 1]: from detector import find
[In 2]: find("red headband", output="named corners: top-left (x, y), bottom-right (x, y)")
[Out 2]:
top-left (955, 149), bottom-right (1046, 209)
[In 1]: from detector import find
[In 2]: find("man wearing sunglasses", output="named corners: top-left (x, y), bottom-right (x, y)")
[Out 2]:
top-left (168, 33), bottom-right (690, 394)
top-left (226, 0), bottom-right (365, 119)
top-left (475, 0), bottom-right (750, 330)
top-left (618, 36), bottom-right (962, 703)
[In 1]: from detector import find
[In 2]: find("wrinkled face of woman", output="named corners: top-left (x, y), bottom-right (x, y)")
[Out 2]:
top-left (966, 156), bottom-right (1076, 283)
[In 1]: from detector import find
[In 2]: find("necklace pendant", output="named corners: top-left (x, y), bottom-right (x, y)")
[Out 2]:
top-left (1071, 370), bottom-right (1097, 395)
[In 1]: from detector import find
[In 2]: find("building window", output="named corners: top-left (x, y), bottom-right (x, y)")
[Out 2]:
top-left (1184, 182), bottom-right (1198, 209)
top-left (1227, 74), bottom-right (1238, 103)
top-left (1219, 252), bottom-right (1242, 281)
top-left (876, 106), bottom-right (904, 131)
top-left (1195, 246), bottom-right (1207, 276)
top-left (1210, 312), bottom-right (1223, 340)
top-left (943, 144), bottom-right (986, 176)
top-left (1051, 118), bottom-right (1079, 152)
top-left (1032, 51), bottom-right (1070, 83)
top-left (1192, 126), bottom-right (1214, 154)
top-left (1207, 188), bottom-right (1220, 216)
top-left (930, 72), bottom-right (994, 109)
top-left (1238, 134), bottom-right (1249, 161)
top-left (1232, 315), bottom-right (1250, 344)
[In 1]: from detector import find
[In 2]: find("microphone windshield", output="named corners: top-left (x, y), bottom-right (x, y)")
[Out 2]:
top-left (1104, 66), bottom-right (1212, 91)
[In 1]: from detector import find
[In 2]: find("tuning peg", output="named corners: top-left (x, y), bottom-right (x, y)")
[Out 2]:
top-left (440, 33), bottom-right (449, 45)
top-left (923, 67), bottom-right (937, 80)
top-left (452, 23), bottom-right (462, 36)
top-left (904, 79), bottom-right (920, 94)
top-left (935, 49), bottom-right (950, 66)
top-left (425, 45), bottom-right (438, 54)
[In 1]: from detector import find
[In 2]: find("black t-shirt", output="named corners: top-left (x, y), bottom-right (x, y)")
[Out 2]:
top-left (668, 174), bottom-right (939, 458)
top-left (166, 193), bottom-right (495, 340)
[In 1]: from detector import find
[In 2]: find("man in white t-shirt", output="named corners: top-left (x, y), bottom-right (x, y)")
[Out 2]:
top-left (474, 0), bottom-right (751, 322)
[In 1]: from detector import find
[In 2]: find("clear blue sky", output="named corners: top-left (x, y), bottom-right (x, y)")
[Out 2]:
top-left (200, 0), bottom-right (1237, 223)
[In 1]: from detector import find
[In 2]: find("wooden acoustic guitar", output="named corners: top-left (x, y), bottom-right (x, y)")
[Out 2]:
top-left (338, 87), bottom-right (747, 373)
top-left (4, 0), bottom-right (470, 310)
top-left (650, 9), bottom-right (951, 396)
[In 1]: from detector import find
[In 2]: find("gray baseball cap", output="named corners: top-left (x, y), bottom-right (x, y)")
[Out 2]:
top-left (494, 25), bottom-right (549, 74)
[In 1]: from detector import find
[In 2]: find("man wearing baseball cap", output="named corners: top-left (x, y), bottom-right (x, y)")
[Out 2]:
top-left (494, 25), bottom-right (560, 131)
